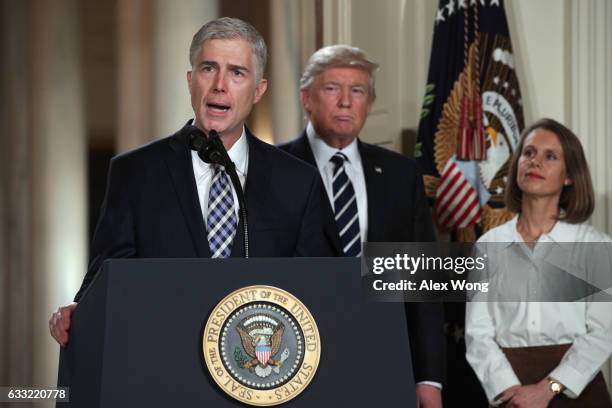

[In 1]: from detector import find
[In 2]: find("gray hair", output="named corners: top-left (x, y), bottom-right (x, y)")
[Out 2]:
top-left (300, 45), bottom-right (379, 100)
top-left (189, 17), bottom-right (267, 83)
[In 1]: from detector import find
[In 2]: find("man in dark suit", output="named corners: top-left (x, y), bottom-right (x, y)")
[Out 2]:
top-left (49, 17), bottom-right (330, 346)
top-left (280, 45), bottom-right (446, 407)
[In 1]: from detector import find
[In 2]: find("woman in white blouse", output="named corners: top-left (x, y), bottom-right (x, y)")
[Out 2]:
top-left (465, 118), bottom-right (612, 407)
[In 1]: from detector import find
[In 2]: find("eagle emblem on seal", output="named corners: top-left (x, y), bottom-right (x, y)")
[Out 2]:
top-left (236, 314), bottom-right (291, 378)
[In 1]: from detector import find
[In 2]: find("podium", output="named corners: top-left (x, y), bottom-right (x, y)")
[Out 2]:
top-left (57, 258), bottom-right (416, 407)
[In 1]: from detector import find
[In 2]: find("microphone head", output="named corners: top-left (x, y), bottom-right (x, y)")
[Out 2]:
top-left (208, 150), bottom-right (224, 165)
top-left (188, 127), bottom-right (227, 166)
top-left (205, 129), bottom-right (227, 165)
top-left (188, 125), bottom-right (207, 151)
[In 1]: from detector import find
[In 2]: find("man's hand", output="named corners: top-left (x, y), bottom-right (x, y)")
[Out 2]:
top-left (49, 303), bottom-right (77, 347)
top-left (506, 379), bottom-right (554, 408)
top-left (416, 383), bottom-right (442, 408)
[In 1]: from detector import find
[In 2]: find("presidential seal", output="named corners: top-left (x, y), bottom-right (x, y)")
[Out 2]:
top-left (203, 285), bottom-right (320, 406)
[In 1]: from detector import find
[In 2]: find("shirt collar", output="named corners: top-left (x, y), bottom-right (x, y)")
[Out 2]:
top-left (501, 215), bottom-right (577, 248)
top-left (227, 127), bottom-right (248, 176)
top-left (306, 121), bottom-right (360, 170)
top-left (499, 216), bottom-right (520, 248)
top-left (543, 220), bottom-right (577, 246)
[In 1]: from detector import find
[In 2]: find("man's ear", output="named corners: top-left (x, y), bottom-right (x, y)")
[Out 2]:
top-left (187, 70), bottom-right (193, 94)
top-left (301, 89), bottom-right (312, 114)
top-left (366, 91), bottom-right (375, 115)
top-left (253, 78), bottom-right (268, 104)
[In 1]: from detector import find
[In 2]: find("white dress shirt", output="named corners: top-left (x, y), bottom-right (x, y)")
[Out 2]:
top-left (465, 216), bottom-right (612, 403)
top-left (306, 121), bottom-right (368, 243)
top-left (191, 127), bottom-right (248, 222)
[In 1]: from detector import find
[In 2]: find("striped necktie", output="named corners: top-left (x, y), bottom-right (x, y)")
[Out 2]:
top-left (207, 165), bottom-right (237, 258)
top-left (330, 152), bottom-right (361, 257)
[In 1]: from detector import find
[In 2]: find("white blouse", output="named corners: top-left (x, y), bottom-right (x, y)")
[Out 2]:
top-left (465, 216), bottom-right (612, 403)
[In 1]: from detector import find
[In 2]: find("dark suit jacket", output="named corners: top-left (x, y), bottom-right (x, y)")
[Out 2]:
top-left (280, 131), bottom-right (446, 385)
top-left (75, 124), bottom-right (332, 301)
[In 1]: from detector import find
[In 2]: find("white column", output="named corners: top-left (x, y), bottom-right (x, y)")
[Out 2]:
top-left (153, 0), bottom-right (218, 138)
top-left (117, 0), bottom-right (155, 152)
top-left (570, 0), bottom-right (612, 390)
top-left (570, 0), bottom-right (612, 389)
top-left (322, 0), bottom-right (351, 45)
top-left (30, 0), bottom-right (87, 394)
top-left (270, 0), bottom-right (304, 144)
top-left (408, 0), bottom-right (437, 126)
top-left (505, 0), bottom-right (569, 125)
top-left (570, 0), bottom-right (612, 233)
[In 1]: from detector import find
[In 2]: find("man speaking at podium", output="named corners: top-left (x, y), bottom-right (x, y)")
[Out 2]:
top-left (49, 18), bottom-right (331, 346)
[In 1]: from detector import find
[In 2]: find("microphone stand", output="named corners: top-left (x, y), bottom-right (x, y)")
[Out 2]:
top-left (189, 126), bottom-right (249, 258)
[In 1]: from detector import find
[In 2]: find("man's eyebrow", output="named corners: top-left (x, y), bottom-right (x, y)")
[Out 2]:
top-left (322, 81), bottom-right (366, 89)
top-left (198, 60), bottom-right (219, 69)
top-left (228, 63), bottom-right (249, 72)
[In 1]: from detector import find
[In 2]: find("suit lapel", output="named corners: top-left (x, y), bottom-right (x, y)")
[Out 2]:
top-left (244, 129), bottom-right (267, 187)
top-left (242, 129), bottom-right (272, 218)
top-left (226, 130), bottom-right (272, 257)
top-left (288, 131), bottom-right (318, 165)
top-left (165, 124), bottom-right (211, 257)
top-left (359, 141), bottom-right (386, 242)
top-left (288, 132), bottom-right (342, 255)
top-left (228, 131), bottom-right (264, 257)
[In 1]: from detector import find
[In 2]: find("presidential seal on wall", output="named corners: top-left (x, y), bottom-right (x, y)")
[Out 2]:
top-left (203, 285), bottom-right (321, 406)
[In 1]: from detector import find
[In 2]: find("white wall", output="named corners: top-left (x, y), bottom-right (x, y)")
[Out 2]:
top-left (505, 0), bottom-right (569, 124)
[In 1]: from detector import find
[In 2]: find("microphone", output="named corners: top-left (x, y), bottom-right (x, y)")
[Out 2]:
top-left (205, 130), bottom-right (233, 168)
top-left (188, 126), bottom-right (225, 166)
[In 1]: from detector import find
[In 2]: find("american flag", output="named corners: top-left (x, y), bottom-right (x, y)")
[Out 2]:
top-left (435, 159), bottom-right (481, 229)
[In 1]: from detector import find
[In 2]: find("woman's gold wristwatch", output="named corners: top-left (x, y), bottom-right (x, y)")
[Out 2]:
top-left (548, 377), bottom-right (565, 395)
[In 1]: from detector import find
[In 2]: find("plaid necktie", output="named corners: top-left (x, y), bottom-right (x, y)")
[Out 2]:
top-left (207, 165), bottom-right (237, 258)
top-left (330, 152), bottom-right (361, 257)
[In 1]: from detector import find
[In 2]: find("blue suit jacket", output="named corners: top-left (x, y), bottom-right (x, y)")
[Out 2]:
top-left (75, 124), bottom-right (332, 301)
top-left (279, 131), bottom-right (446, 385)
